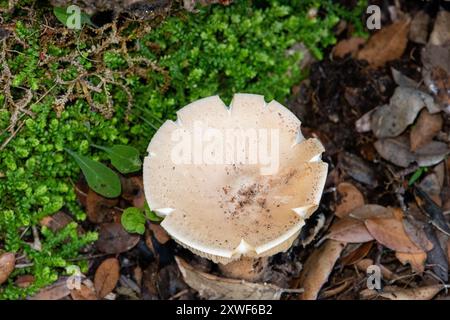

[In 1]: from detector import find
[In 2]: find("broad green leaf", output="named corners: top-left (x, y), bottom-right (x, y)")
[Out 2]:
top-left (144, 201), bottom-right (163, 222)
top-left (65, 149), bottom-right (121, 198)
top-left (53, 6), bottom-right (94, 29)
top-left (93, 144), bottom-right (142, 174)
top-left (121, 207), bottom-right (146, 235)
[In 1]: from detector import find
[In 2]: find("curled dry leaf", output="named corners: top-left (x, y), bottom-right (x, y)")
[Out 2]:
top-left (332, 37), bottom-right (366, 58)
top-left (374, 135), bottom-right (449, 168)
top-left (175, 257), bottom-right (291, 300)
top-left (410, 110), bottom-right (443, 152)
top-left (335, 182), bottom-right (365, 218)
top-left (0, 252), bottom-right (15, 285)
top-left (349, 204), bottom-right (395, 220)
top-left (371, 87), bottom-right (441, 139)
top-left (298, 240), bottom-right (346, 300)
top-left (361, 285), bottom-right (444, 300)
top-left (341, 242), bottom-right (373, 266)
top-left (395, 251), bottom-right (427, 273)
top-left (423, 224), bottom-right (449, 282)
top-left (357, 18), bottom-right (410, 68)
top-left (414, 187), bottom-right (450, 236)
top-left (326, 218), bottom-right (374, 243)
top-left (402, 218), bottom-right (433, 252)
top-left (94, 258), bottom-right (120, 299)
top-left (365, 218), bottom-right (423, 253)
top-left (28, 278), bottom-right (71, 300)
top-left (121, 176), bottom-right (145, 209)
top-left (338, 152), bottom-right (377, 186)
top-left (356, 259), bottom-right (396, 281)
top-left (96, 223), bottom-right (140, 254)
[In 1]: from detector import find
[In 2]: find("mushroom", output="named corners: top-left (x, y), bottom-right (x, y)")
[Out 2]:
top-left (143, 93), bottom-right (328, 272)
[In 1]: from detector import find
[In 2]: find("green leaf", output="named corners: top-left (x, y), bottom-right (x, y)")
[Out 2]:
top-left (92, 144), bottom-right (142, 174)
top-left (144, 202), bottom-right (163, 222)
top-left (53, 6), bottom-right (94, 29)
top-left (408, 167), bottom-right (427, 186)
top-left (65, 149), bottom-right (121, 198)
top-left (121, 207), bottom-right (146, 234)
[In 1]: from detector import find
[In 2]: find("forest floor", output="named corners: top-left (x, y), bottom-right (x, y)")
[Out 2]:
top-left (0, 0), bottom-right (449, 300)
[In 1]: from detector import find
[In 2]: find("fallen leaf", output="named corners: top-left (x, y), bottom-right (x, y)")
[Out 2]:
top-left (402, 218), bottom-right (434, 251)
top-left (326, 218), bottom-right (374, 243)
top-left (362, 285), bottom-right (444, 300)
top-left (371, 87), bottom-right (441, 139)
top-left (338, 152), bottom-right (377, 186)
top-left (375, 135), bottom-right (449, 168)
top-left (94, 258), bottom-right (120, 299)
top-left (335, 182), bottom-right (365, 218)
top-left (410, 110), bottom-right (443, 152)
top-left (96, 223), bottom-right (140, 254)
top-left (414, 186), bottom-right (450, 236)
top-left (175, 257), bottom-right (291, 300)
top-left (121, 176), bottom-right (145, 209)
top-left (396, 251), bottom-right (427, 273)
top-left (365, 218), bottom-right (423, 253)
top-left (320, 280), bottom-right (352, 299)
top-left (341, 242), bottom-right (373, 266)
top-left (86, 189), bottom-right (119, 224)
top-left (429, 10), bottom-right (450, 46)
top-left (298, 240), bottom-right (345, 300)
top-left (356, 259), bottom-right (396, 280)
top-left (0, 253), bottom-right (15, 285)
top-left (391, 68), bottom-right (419, 88)
top-left (71, 284), bottom-right (98, 300)
top-left (408, 10), bottom-right (430, 44)
top-left (357, 18), bottom-right (410, 68)
top-left (418, 172), bottom-right (442, 206)
top-left (40, 211), bottom-right (74, 232)
top-left (333, 37), bottom-right (366, 58)
top-left (355, 108), bottom-right (377, 133)
top-left (28, 278), bottom-right (71, 300)
top-left (149, 223), bottom-right (170, 244)
top-left (15, 275), bottom-right (35, 288)
top-left (349, 204), bottom-right (395, 220)
top-left (424, 223), bottom-right (449, 282)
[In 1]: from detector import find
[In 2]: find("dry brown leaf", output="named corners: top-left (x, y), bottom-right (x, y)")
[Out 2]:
top-left (298, 240), bottom-right (345, 300)
top-left (356, 259), bottom-right (396, 280)
top-left (362, 285), bottom-right (444, 300)
top-left (0, 252), bottom-right (15, 285)
top-left (335, 182), bottom-right (365, 218)
top-left (86, 189), bottom-right (119, 224)
top-left (396, 251), bottom-right (427, 273)
top-left (28, 278), bottom-right (71, 300)
top-left (332, 37), bottom-right (366, 58)
top-left (375, 135), bottom-right (449, 168)
top-left (349, 204), bottom-right (394, 220)
top-left (365, 218), bottom-right (423, 253)
top-left (402, 218), bottom-right (434, 251)
top-left (410, 110), bottom-right (443, 152)
top-left (96, 222), bottom-right (140, 254)
top-left (94, 258), bottom-right (120, 299)
top-left (15, 275), bottom-right (35, 288)
top-left (320, 280), bottom-right (352, 299)
top-left (40, 211), bottom-right (74, 232)
top-left (429, 10), bottom-right (450, 46)
top-left (418, 172), bottom-right (442, 206)
top-left (71, 284), bottom-right (98, 300)
top-left (357, 18), bottom-right (410, 68)
top-left (121, 176), bottom-right (145, 209)
top-left (409, 10), bottom-right (430, 44)
top-left (149, 223), bottom-right (170, 244)
top-left (326, 218), bottom-right (374, 243)
top-left (175, 257), bottom-right (291, 300)
top-left (341, 242), bottom-right (373, 266)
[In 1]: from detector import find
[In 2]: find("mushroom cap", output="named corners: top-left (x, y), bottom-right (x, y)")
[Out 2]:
top-left (143, 94), bottom-right (328, 264)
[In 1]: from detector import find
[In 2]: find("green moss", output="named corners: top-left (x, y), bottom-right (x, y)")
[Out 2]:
top-left (0, 0), bottom-right (366, 299)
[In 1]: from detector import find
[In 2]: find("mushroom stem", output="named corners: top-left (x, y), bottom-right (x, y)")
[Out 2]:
top-left (218, 257), bottom-right (269, 282)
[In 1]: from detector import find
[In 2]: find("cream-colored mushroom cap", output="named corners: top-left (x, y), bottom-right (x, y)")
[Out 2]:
top-left (143, 94), bottom-right (327, 264)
